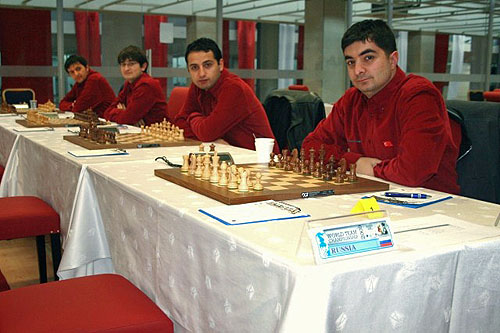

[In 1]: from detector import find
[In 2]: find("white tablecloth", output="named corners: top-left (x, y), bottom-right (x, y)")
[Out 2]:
top-left (59, 157), bottom-right (500, 332)
top-left (2, 116), bottom-right (500, 332)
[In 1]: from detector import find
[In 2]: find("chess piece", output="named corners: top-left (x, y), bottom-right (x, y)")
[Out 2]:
top-left (194, 155), bottom-right (203, 178)
top-left (181, 155), bottom-right (189, 173)
top-left (348, 163), bottom-right (358, 182)
top-left (199, 143), bottom-right (205, 152)
top-left (313, 162), bottom-right (321, 178)
top-left (202, 154), bottom-right (211, 180)
top-left (209, 143), bottom-right (216, 152)
top-left (253, 172), bottom-right (263, 191)
top-left (210, 163), bottom-right (219, 183)
top-left (177, 128), bottom-right (184, 141)
top-left (189, 154), bottom-right (197, 175)
top-left (238, 169), bottom-right (249, 192)
top-left (218, 161), bottom-right (228, 186)
top-left (268, 152), bottom-right (276, 167)
top-left (212, 151), bottom-right (220, 167)
top-left (227, 165), bottom-right (238, 189)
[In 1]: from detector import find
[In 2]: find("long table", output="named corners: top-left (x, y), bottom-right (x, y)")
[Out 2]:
top-left (1, 114), bottom-right (500, 332)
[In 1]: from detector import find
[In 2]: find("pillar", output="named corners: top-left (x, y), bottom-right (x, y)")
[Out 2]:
top-left (406, 31), bottom-right (436, 73)
top-left (256, 23), bottom-right (279, 101)
top-left (303, 0), bottom-right (347, 103)
top-left (101, 12), bottom-right (143, 93)
top-left (186, 16), bottom-right (217, 44)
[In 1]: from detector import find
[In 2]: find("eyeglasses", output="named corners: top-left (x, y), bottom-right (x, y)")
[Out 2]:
top-left (120, 61), bottom-right (139, 68)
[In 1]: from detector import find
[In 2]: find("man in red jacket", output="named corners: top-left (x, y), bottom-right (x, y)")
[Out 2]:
top-left (302, 20), bottom-right (460, 194)
top-left (103, 45), bottom-right (166, 126)
top-left (59, 55), bottom-right (115, 118)
top-left (173, 38), bottom-right (278, 153)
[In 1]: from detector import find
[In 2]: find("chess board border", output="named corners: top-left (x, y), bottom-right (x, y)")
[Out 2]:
top-left (154, 164), bottom-right (389, 205)
top-left (63, 134), bottom-right (201, 150)
top-left (16, 119), bottom-right (86, 128)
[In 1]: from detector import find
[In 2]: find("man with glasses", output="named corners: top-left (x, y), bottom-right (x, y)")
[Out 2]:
top-left (103, 45), bottom-right (166, 126)
top-left (173, 38), bottom-right (278, 153)
top-left (60, 55), bottom-right (115, 118)
top-left (302, 20), bottom-right (459, 194)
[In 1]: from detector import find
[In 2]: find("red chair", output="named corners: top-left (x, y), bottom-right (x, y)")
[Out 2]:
top-left (483, 91), bottom-right (500, 102)
top-left (0, 274), bottom-right (174, 332)
top-left (167, 86), bottom-right (189, 121)
top-left (288, 84), bottom-right (309, 91)
top-left (0, 165), bottom-right (4, 183)
top-left (0, 196), bottom-right (61, 284)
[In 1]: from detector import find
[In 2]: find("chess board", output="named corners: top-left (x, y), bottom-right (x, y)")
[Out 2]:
top-left (154, 163), bottom-right (389, 205)
top-left (64, 133), bottom-right (201, 150)
top-left (16, 118), bottom-right (87, 128)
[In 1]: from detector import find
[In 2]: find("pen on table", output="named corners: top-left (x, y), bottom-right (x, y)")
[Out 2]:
top-left (384, 192), bottom-right (431, 199)
top-left (137, 143), bottom-right (160, 148)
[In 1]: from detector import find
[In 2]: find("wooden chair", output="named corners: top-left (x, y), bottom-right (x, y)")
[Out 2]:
top-left (0, 196), bottom-right (62, 284)
top-left (2, 88), bottom-right (35, 105)
top-left (0, 274), bottom-right (174, 332)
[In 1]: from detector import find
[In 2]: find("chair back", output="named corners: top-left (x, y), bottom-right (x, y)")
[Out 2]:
top-left (288, 84), bottom-right (309, 91)
top-left (264, 89), bottom-right (325, 151)
top-left (2, 88), bottom-right (35, 105)
top-left (167, 86), bottom-right (189, 121)
top-left (446, 100), bottom-right (500, 204)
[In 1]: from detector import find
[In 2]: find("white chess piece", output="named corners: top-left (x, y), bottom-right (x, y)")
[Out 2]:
top-left (238, 169), bottom-right (249, 192)
top-left (218, 161), bottom-right (228, 186)
top-left (253, 172), bottom-right (263, 191)
top-left (227, 165), bottom-right (238, 189)
top-left (181, 155), bottom-right (189, 173)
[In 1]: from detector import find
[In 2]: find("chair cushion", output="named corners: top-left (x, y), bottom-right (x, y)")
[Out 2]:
top-left (0, 274), bottom-right (174, 332)
top-left (0, 196), bottom-right (60, 239)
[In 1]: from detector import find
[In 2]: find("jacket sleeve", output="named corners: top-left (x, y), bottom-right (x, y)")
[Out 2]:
top-left (71, 75), bottom-right (105, 113)
top-left (103, 88), bottom-right (126, 123)
top-left (103, 82), bottom-right (155, 125)
top-left (373, 88), bottom-right (451, 187)
top-left (301, 95), bottom-right (360, 165)
top-left (187, 84), bottom-right (254, 142)
top-left (59, 85), bottom-right (77, 111)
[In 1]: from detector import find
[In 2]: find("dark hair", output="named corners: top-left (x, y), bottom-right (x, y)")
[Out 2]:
top-left (184, 37), bottom-right (223, 64)
top-left (117, 45), bottom-right (148, 70)
top-left (341, 19), bottom-right (397, 55)
top-left (64, 55), bottom-right (88, 72)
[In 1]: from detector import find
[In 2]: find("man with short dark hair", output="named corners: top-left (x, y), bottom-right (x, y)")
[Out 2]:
top-left (174, 37), bottom-right (278, 152)
top-left (103, 45), bottom-right (166, 126)
top-left (302, 20), bottom-right (459, 194)
top-left (59, 55), bottom-right (115, 117)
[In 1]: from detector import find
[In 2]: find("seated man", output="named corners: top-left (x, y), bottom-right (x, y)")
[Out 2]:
top-left (302, 20), bottom-right (459, 194)
top-left (104, 45), bottom-right (166, 126)
top-left (173, 38), bottom-right (278, 153)
top-left (59, 55), bottom-right (116, 117)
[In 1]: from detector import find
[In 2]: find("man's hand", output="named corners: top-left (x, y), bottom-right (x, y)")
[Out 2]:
top-left (117, 103), bottom-right (126, 110)
top-left (356, 157), bottom-right (382, 176)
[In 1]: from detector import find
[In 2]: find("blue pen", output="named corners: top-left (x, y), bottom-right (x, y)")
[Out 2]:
top-left (384, 192), bottom-right (431, 199)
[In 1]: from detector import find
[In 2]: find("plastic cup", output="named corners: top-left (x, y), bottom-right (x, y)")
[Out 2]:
top-left (29, 100), bottom-right (37, 109)
top-left (254, 138), bottom-right (275, 163)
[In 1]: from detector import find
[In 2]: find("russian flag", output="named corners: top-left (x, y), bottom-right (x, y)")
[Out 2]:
top-left (380, 239), bottom-right (393, 247)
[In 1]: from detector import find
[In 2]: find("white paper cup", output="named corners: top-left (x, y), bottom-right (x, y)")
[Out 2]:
top-left (255, 138), bottom-right (275, 163)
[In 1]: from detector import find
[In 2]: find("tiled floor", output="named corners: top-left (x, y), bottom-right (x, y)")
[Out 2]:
top-left (0, 237), bottom-right (56, 289)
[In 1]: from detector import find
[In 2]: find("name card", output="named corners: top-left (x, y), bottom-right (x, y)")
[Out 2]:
top-left (308, 218), bottom-right (394, 264)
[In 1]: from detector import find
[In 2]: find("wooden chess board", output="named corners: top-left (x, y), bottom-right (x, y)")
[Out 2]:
top-left (16, 118), bottom-right (87, 128)
top-left (154, 163), bottom-right (389, 205)
top-left (64, 133), bottom-right (201, 150)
